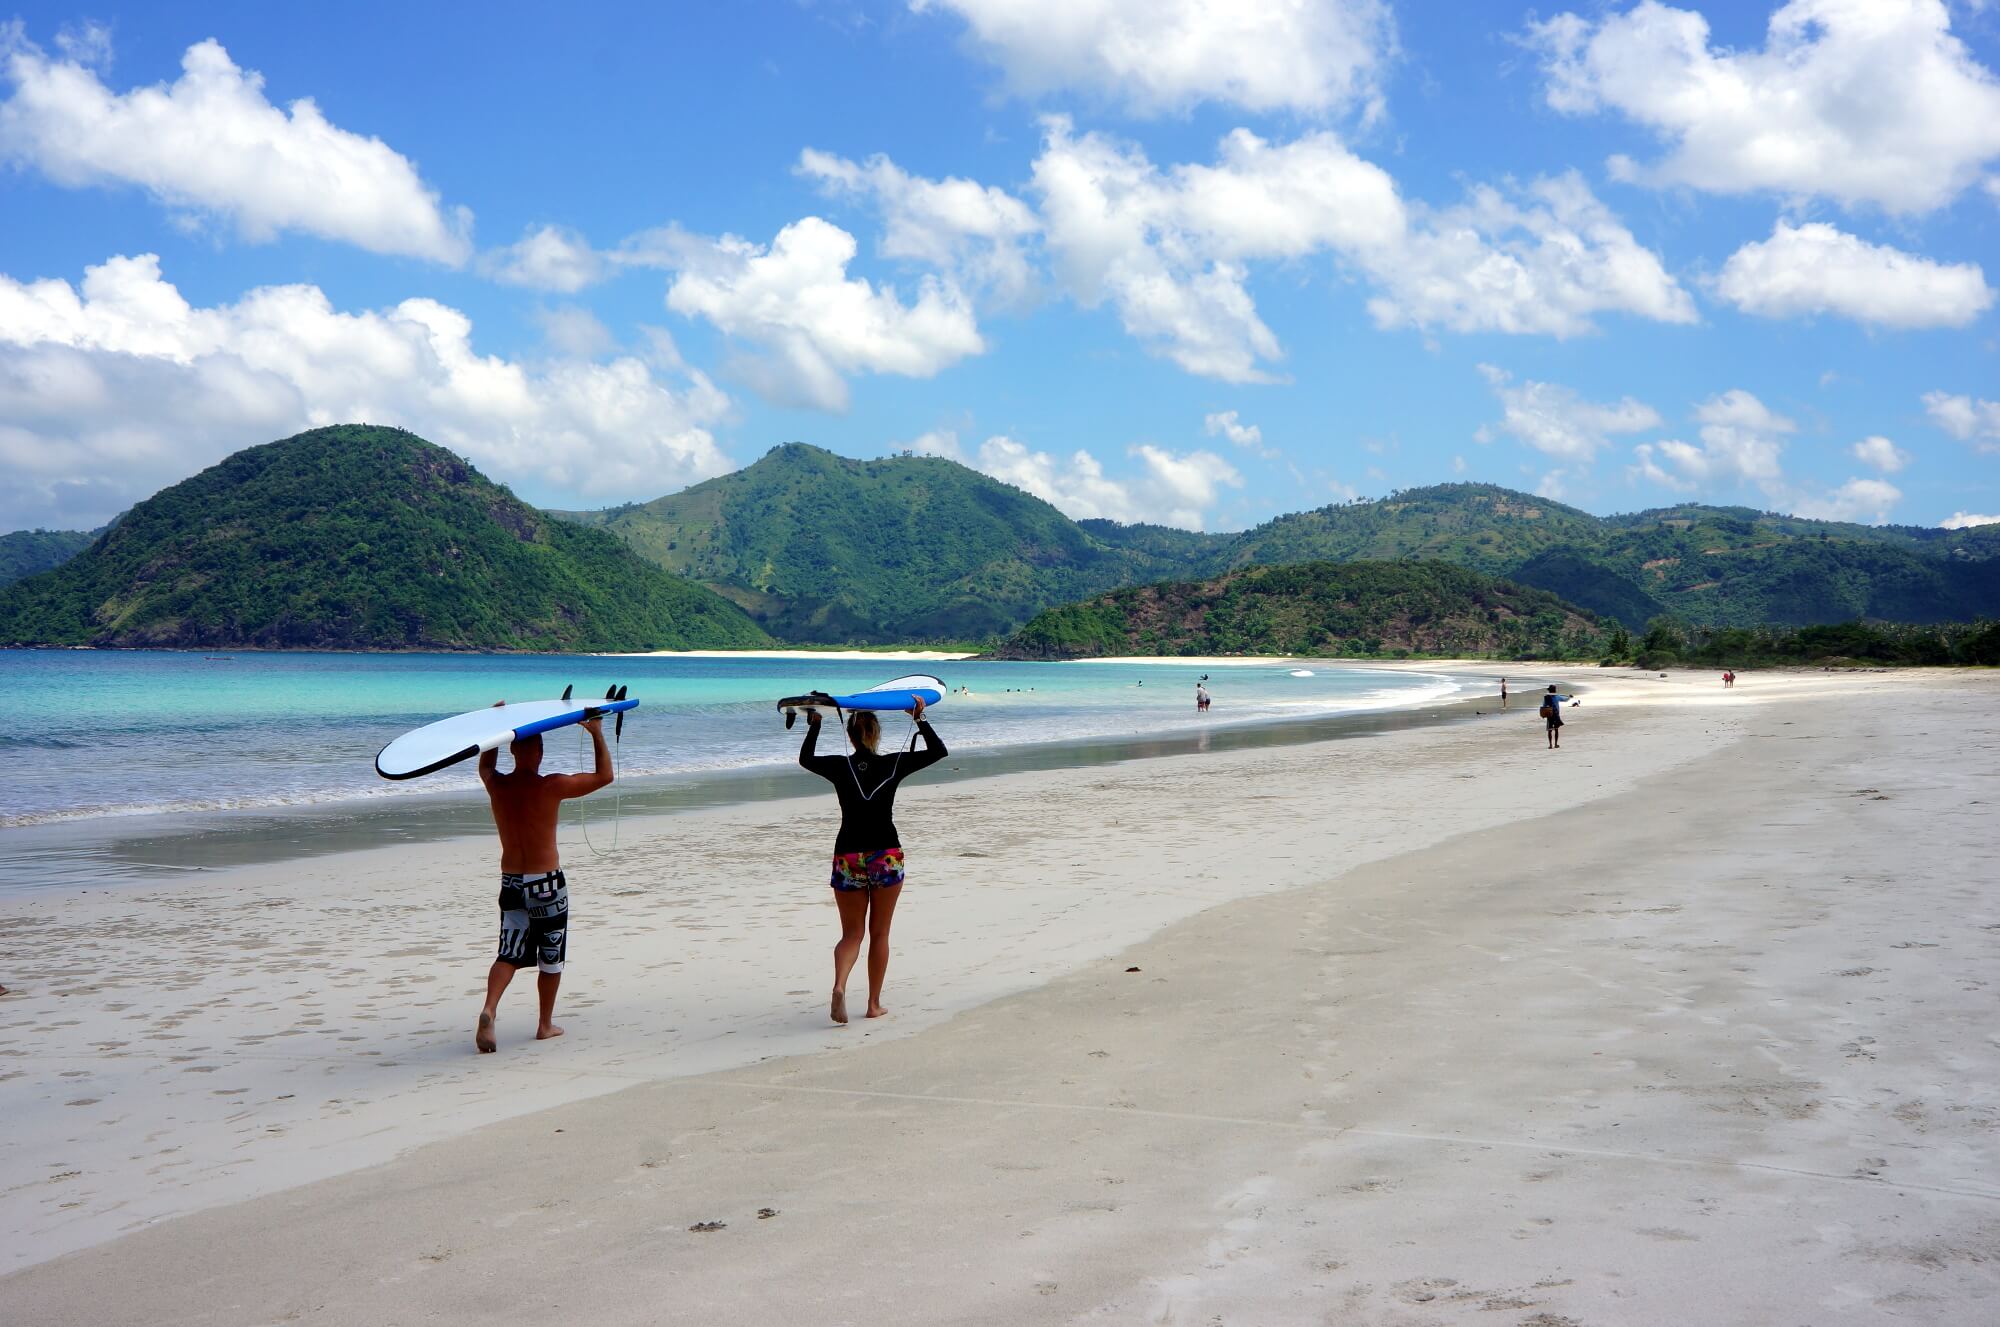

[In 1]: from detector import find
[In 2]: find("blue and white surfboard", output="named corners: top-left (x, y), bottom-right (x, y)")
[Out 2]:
top-left (777, 673), bottom-right (944, 725)
top-left (376, 689), bottom-right (638, 780)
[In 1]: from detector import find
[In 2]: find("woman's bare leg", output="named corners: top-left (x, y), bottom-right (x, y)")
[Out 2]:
top-left (831, 889), bottom-right (869, 1024)
top-left (864, 883), bottom-right (902, 1018)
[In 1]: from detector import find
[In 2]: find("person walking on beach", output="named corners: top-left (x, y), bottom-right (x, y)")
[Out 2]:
top-left (1539, 685), bottom-right (1573, 750)
top-left (800, 698), bottom-right (947, 1023)
top-left (473, 709), bottom-right (615, 1053)
top-left (1500, 677), bottom-right (1509, 708)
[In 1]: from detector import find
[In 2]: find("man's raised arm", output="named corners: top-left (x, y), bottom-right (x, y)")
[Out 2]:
top-left (551, 716), bottom-right (615, 799)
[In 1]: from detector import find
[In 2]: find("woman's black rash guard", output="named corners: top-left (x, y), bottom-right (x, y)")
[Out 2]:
top-left (800, 719), bottom-right (947, 854)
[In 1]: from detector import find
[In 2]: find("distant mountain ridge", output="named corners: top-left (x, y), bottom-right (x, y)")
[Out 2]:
top-left (0, 528), bottom-right (98, 586)
top-left (0, 426), bottom-right (770, 652)
top-left (566, 458), bottom-right (2000, 638)
top-left (993, 561), bottom-right (1604, 660)
top-left (10, 436), bottom-right (1993, 653)
top-left (551, 443), bottom-right (1194, 642)
top-left (1208, 484), bottom-right (2000, 629)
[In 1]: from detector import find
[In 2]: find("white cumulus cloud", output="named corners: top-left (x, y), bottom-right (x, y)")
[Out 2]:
top-left (1366, 172), bottom-right (1696, 336)
top-left (0, 27), bottom-right (471, 262)
top-left (971, 435), bottom-right (1241, 528)
top-left (1850, 435), bottom-right (1910, 474)
top-left (898, 429), bottom-right (966, 460)
top-left (1923, 390), bottom-right (2000, 453)
top-left (1783, 477), bottom-right (1903, 524)
top-left (0, 253), bottom-right (731, 530)
top-left (1942, 511), bottom-right (2000, 529)
top-left (1478, 364), bottom-right (1662, 463)
top-left (1030, 120), bottom-right (1692, 381)
top-left (1204, 409), bottom-right (1277, 459)
top-left (911, 0), bottom-right (1396, 119)
top-left (1529, 0), bottom-right (2000, 214)
top-left (480, 224), bottom-right (604, 293)
top-left (1716, 221), bottom-right (1993, 328)
top-left (1632, 389), bottom-right (1796, 492)
top-left (661, 216), bottom-right (986, 411)
top-left (797, 149), bottom-right (1039, 305)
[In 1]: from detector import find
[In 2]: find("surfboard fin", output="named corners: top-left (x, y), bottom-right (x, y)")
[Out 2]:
top-left (613, 685), bottom-right (628, 740)
top-left (561, 684), bottom-right (573, 701)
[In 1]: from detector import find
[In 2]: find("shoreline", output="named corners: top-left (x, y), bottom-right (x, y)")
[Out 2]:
top-left (2, 664), bottom-right (1506, 893)
top-left (4, 666), bottom-right (1994, 1320)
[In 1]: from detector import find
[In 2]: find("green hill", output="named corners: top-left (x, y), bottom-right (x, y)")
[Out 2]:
top-left (1212, 484), bottom-right (1605, 574)
top-left (0, 425), bottom-right (770, 652)
top-left (993, 561), bottom-right (1604, 660)
top-left (0, 528), bottom-right (97, 586)
top-left (1201, 485), bottom-right (2000, 629)
top-left (552, 443), bottom-right (1192, 642)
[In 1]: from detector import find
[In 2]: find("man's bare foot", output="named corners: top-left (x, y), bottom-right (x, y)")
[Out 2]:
top-left (866, 1002), bottom-right (888, 1019)
top-left (476, 1012), bottom-right (497, 1054)
top-left (831, 990), bottom-right (848, 1024)
top-left (535, 1024), bottom-right (565, 1041)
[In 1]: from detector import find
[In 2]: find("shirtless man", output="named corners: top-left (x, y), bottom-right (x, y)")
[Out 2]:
top-left (474, 711), bottom-right (614, 1053)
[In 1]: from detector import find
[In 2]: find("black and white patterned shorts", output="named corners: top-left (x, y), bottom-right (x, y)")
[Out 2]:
top-left (497, 871), bottom-right (568, 974)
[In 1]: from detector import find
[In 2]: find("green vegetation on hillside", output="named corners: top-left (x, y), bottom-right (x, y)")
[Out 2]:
top-left (563, 463), bottom-right (2000, 644)
top-left (1205, 485), bottom-right (2000, 630)
top-left (0, 528), bottom-right (97, 586)
top-left (0, 425), bottom-right (770, 652)
top-left (993, 561), bottom-right (1606, 660)
top-left (553, 443), bottom-right (1192, 642)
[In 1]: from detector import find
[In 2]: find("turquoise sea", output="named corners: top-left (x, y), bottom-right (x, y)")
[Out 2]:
top-left (0, 650), bottom-right (1468, 829)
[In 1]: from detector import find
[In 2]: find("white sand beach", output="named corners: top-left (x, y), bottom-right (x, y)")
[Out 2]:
top-left (3, 666), bottom-right (1997, 1324)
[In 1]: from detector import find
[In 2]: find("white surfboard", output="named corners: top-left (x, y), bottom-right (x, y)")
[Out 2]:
top-left (375, 691), bottom-right (638, 781)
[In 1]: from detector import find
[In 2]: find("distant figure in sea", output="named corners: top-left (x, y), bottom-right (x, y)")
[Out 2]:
top-left (473, 706), bottom-right (614, 1053)
top-left (1196, 683), bottom-right (1211, 712)
top-left (1539, 685), bottom-right (1574, 750)
top-left (800, 697), bottom-right (947, 1023)
top-left (1500, 676), bottom-right (1509, 708)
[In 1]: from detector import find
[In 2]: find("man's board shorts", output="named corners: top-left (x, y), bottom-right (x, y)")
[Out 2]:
top-left (831, 847), bottom-right (905, 892)
top-left (497, 870), bottom-right (568, 973)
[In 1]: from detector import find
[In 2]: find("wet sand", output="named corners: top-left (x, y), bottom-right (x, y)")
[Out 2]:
top-left (3, 666), bottom-right (1996, 1323)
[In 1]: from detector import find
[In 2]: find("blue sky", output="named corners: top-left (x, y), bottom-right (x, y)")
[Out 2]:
top-left (2, 0), bottom-right (1998, 534)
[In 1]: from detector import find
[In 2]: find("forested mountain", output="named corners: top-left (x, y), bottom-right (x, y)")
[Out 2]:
top-left (0, 426), bottom-right (770, 652)
top-left (993, 561), bottom-right (1604, 660)
top-left (552, 443), bottom-right (1194, 641)
top-left (11, 434), bottom-right (1990, 653)
top-left (568, 460), bottom-right (1999, 640)
top-left (1200, 485), bottom-right (2000, 629)
top-left (0, 528), bottom-right (98, 585)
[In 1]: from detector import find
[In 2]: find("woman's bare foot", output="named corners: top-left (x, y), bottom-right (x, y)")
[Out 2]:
top-left (866, 1002), bottom-right (888, 1019)
top-left (831, 990), bottom-right (848, 1024)
top-left (476, 1012), bottom-right (497, 1054)
top-left (535, 1024), bottom-right (565, 1041)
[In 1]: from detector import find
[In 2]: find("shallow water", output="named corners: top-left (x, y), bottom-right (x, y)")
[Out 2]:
top-left (0, 651), bottom-right (1466, 826)
top-left (0, 649), bottom-right (1488, 891)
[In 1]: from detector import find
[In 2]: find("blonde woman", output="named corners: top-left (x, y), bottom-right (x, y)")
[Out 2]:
top-left (799, 697), bottom-right (946, 1023)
